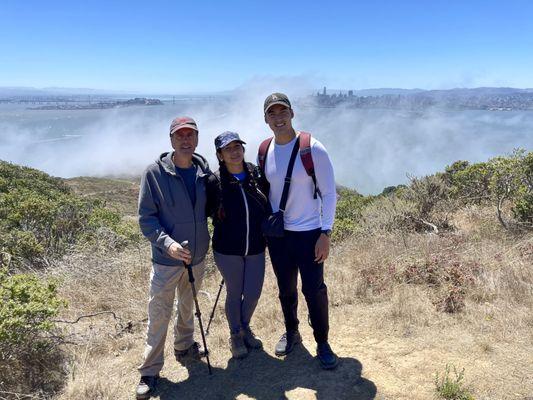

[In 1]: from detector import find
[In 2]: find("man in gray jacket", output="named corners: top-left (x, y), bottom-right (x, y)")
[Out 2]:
top-left (136, 116), bottom-right (212, 399)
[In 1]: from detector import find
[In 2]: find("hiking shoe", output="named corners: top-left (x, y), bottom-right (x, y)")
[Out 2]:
top-left (274, 331), bottom-right (302, 356)
top-left (174, 342), bottom-right (203, 362)
top-left (316, 342), bottom-right (339, 370)
top-left (136, 375), bottom-right (158, 399)
top-left (230, 332), bottom-right (248, 359)
top-left (242, 327), bottom-right (263, 350)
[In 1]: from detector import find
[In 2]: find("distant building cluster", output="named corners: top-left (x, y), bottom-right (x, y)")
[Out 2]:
top-left (316, 87), bottom-right (354, 106)
top-left (21, 97), bottom-right (163, 110)
top-left (313, 87), bottom-right (533, 111)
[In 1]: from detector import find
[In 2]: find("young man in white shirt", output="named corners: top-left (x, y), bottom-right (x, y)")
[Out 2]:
top-left (259, 93), bottom-right (338, 369)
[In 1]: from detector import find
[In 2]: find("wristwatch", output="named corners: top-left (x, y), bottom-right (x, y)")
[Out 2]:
top-left (321, 229), bottom-right (332, 237)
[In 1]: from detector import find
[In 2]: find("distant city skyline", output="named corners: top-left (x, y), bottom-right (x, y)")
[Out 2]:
top-left (1, 1), bottom-right (532, 92)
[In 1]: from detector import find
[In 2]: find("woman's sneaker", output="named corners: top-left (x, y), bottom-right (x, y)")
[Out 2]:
top-left (242, 327), bottom-right (263, 349)
top-left (230, 332), bottom-right (248, 359)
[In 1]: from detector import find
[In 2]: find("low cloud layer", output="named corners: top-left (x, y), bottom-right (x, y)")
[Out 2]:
top-left (303, 106), bottom-right (532, 193)
top-left (1, 81), bottom-right (532, 194)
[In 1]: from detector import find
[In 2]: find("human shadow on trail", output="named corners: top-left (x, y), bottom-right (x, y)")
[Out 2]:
top-left (156, 345), bottom-right (376, 400)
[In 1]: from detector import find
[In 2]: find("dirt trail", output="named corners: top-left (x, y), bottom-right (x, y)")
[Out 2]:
top-left (73, 283), bottom-right (531, 400)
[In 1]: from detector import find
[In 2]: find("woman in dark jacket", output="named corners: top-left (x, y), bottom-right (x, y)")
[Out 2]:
top-left (206, 131), bottom-right (270, 359)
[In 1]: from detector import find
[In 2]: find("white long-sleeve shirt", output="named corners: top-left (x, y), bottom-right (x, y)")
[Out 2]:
top-left (262, 132), bottom-right (336, 231)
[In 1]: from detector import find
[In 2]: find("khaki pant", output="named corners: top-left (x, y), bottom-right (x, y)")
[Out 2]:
top-left (138, 261), bottom-right (206, 376)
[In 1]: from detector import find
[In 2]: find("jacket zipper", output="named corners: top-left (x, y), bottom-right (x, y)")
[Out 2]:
top-left (174, 168), bottom-right (198, 265)
top-left (239, 184), bottom-right (250, 256)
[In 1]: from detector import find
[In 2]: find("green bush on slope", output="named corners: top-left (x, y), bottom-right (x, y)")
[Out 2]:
top-left (0, 160), bottom-right (140, 269)
top-left (0, 266), bottom-right (67, 396)
top-left (363, 149), bottom-right (532, 234)
top-left (334, 186), bottom-right (373, 240)
top-left (0, 267), bottom-right (64, 346)
top-left (442, 149), bottom-right (532, 228)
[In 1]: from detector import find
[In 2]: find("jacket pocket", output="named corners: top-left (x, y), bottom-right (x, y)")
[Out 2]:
top-left (195, 222), bottom-right (210, 261)
top-left (170, 222), bottom-right (194, 246)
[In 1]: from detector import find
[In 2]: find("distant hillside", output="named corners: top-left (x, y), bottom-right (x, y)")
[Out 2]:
top-left (3, 85), bottom-right (533, 101)
top-left (318, 87), bottom-right (533, 97)
top-left (0, 86), bottom-right (138, 97)
top-left (426, 87), bottom-right (533, 96)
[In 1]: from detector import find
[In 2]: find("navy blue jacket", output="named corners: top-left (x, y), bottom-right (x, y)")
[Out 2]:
top-left (207, 162), bottom-right (269, 256)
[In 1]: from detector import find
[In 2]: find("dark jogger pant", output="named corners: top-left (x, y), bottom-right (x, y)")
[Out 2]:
top-left (267, 228), bottom-right (329, 344)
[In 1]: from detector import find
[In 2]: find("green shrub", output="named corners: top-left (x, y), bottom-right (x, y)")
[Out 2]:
top-left (447, 162), bottom-right (493, 203)
top-left (363, 176), bottom-right (454, 234)
top-left (403, 174), bottom-right (454, 228)
top-left (348, 150), bottom-right (531, 235)
top-left (0, 267), bottom-right (65, 345)
top-left (441, 160), bottom-right (470, 186)
top-left (380, 184), bottom-right (407, 196)
top-left (489, 151), bottom-right (528, 209)
top-left (499, 150), bottom-right (533, 225)
top-left (442, 150), bottom-right (532, 228)
top-left (88, 205), bottom-right (122, 228)
top-left (114, 218), bottom-right (144, 242)
top-left (0, 267), bottom-right (67, 396)
top-left (334, 187), bottom-right (373, 240)
top-left (513, 192), bottom-right (533, 224)
top-left (435, 364), bottom-right (475, 400)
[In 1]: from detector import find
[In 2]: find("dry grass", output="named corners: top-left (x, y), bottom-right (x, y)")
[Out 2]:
top-left (33, 184), bottom-right (532, 400)
top-left (65, 177), bottom-right (140, 216)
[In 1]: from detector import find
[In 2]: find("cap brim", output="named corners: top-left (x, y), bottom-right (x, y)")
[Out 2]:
top-left (170, 123), bottom-right (199, 135)
top-left (217, 139), bottom-right (246, 149)
top-left (264, 101), bottom-right (291, 113)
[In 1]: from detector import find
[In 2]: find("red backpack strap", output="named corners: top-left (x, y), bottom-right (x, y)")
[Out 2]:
top-left (298, 132), bottom-right (314, 176)
top-left (298, 132), bottom-right (321, 199)
top-left (258, 137), bottom-right (273, 172)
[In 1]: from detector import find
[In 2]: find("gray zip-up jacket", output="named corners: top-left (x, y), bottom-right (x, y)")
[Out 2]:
top-left (138, 152), bottom-right (212, 266)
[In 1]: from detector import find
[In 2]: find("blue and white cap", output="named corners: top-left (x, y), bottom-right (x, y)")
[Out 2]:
top-left (214, 131), bottom-right (246, 150)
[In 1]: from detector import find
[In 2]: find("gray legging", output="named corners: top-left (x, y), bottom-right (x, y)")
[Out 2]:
top-left (213, 251), bottom-right (265, 334)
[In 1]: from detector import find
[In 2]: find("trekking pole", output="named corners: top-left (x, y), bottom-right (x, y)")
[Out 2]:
top-left (180, 241), bottom-right (212, 375)
top-left (206, 278), bottom-right (224, 336)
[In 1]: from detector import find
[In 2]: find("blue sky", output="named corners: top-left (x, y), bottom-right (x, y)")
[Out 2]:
top-left (1, 0), bottom-right (532, 93)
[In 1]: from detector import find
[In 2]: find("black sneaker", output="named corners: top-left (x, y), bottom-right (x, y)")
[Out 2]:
top-left (136, 375), bottom-right (158, 399)
top-left (274, 331), bottom-right (302, 356)
top-left (174, 342), bottom-right (204, 362)
top-left (316, 342), bottom-right (339, 370)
